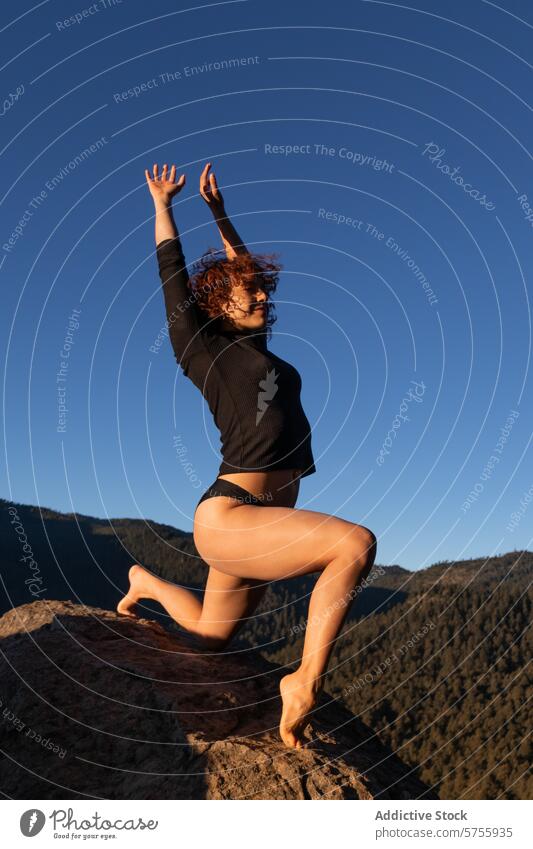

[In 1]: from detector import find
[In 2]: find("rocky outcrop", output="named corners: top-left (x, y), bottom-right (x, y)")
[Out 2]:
top-left (0, 600), bottom-right (436, 799)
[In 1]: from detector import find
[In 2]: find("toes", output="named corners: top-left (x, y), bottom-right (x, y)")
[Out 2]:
top-left (117, 596), bottom-right (138, 617)
top-left (280, 730), bottom-right (298, 748)
top-left (280, 729), bottom-right (303, 749)
top-left (118, 609), bottom-right (138, 619)
top-left (279, 714), bottom-right (311, 748)
top-left (279, 720), bottom-right (304, 748)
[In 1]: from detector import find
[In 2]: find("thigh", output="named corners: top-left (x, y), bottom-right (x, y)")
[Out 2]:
top-left (198, 565), bottom-right (267, 642)
top-left (193, 500), bottom-right (365, 581)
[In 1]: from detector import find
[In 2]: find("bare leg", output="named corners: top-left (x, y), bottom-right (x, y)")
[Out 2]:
top-left (117, 563), bottom-right (267, 650)
top-left (117, 564), bottom-right (202, 625)
top-left (193, 500), bottom-right (377, 747)
top-left (279, 543), bottom-right (376, 747)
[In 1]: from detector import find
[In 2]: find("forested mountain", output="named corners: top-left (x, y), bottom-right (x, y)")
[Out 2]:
top-left (2, 497), bottom-right (531, 799)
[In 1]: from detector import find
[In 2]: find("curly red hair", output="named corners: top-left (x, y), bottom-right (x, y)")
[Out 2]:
top-left (188, 248), bottom-right (282, 339)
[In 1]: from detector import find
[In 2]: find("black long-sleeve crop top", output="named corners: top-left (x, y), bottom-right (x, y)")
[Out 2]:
top-left (156, 236), bottom-right (316, 480)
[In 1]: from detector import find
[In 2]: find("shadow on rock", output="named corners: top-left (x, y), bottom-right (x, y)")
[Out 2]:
top-left (0, 600), bottom-right (437, 800)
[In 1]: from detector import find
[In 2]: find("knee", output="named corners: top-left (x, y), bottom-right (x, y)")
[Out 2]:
top-left (362, 525), bottom-right (378, 555)
top-left (341, 524), bottom-right (377, 567)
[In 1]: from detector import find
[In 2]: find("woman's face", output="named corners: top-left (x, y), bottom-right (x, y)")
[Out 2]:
top-left (221, 275), bottom-right (269, 331)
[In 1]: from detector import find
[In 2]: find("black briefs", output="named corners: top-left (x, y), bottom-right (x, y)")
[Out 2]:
top-left (195, 478), bottom-right (271, 512)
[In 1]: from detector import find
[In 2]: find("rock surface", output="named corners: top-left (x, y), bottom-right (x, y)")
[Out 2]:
top-left (0, 600), bottom-right (437, 799)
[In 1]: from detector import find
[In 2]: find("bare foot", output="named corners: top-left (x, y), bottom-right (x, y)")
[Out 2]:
top-left (116, 564), bottom-right (152, 618)
top-left (279, 670), bottom-right (321, 748)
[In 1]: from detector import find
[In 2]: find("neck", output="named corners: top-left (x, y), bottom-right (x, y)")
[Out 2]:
top-left (219, 323), bottom-right (268, 349)
top-left (220, 321), bottom-right (266, 337)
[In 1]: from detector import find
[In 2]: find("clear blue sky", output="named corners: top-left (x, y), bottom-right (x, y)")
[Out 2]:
top-left (1, 0), bottom-right (532, 568)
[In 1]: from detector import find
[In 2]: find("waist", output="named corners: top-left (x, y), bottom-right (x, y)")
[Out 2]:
top-left (217, 469), bottom-right (300, 508)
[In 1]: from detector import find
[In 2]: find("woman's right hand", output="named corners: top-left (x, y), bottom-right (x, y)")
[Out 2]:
top-left (145, 163), bottom-right (185, 204)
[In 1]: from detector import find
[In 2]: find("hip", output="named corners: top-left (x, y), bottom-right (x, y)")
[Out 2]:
top-left (199, 469), bottom-right (301, 511)
top-left (218, 470), bottom-right (300, 508)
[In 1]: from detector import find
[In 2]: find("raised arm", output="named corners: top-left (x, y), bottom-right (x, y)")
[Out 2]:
top-left (146, 163), bottom-right (205, 368)
top-left (199, 162), bottom-right (249, 259)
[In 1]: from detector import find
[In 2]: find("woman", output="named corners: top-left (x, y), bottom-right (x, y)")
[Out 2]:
top-left (117, 161), bottom-right (377, 748)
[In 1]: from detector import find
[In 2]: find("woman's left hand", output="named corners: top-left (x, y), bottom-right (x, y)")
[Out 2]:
top-left (200, 162), bottom-right (225, 213)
